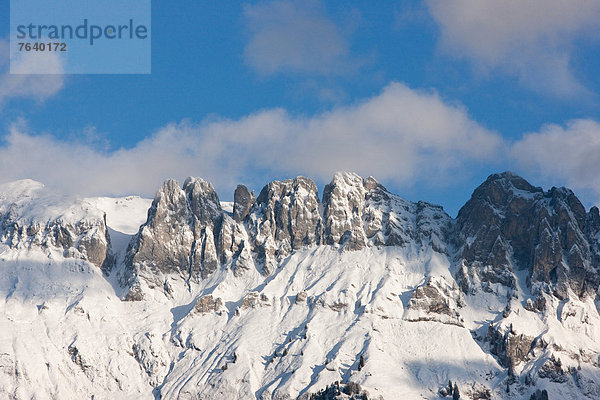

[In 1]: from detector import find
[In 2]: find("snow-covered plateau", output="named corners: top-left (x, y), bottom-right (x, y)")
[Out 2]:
top-left (1, 172), bottom-right (600, 400)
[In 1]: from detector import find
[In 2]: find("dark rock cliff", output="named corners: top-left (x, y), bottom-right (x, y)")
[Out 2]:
top-left (455, 172), bottom-right (600, 299)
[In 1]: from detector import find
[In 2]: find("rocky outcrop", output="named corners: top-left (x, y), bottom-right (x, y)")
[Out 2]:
top-left (404, 277), bottom-right (464, 326)
top-left (537, 356), bottom-right (569, 383)
top-left (524, 294), bottom-right (547, 313)
top-left (486, 323), bottom-right (535, 368)
top-left (295, 290), bottom-right (308, 304)
top-left (529, 389), bottom-right (549, 400)
top-left (192, 294), bottom-right (225, 315)
top-left (455, 172), bottom-right (600, 299)
top-left (298, 381), bottom-right (370, 400)
top-left (232, 185), bottom-right (255, 223)
top-left (240, 291), bottom-right (271, 309)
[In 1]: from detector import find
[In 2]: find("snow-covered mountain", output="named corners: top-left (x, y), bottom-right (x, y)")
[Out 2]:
top-left (1, 172), bottom-right (600, 400)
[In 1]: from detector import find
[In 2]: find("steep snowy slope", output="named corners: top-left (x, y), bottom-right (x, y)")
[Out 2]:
top-left (1, 173), bottom-right (600, 400)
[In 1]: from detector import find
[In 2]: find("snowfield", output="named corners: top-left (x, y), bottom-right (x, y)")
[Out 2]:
top-left (0, 244), bottom-right (503, 400)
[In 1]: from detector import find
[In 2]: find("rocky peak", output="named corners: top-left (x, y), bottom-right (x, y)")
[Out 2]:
top-left (148, 179), bottom-right (189, 227)
top-left (183, 177), bottom-right (222, 225)
top-left (123, 177), bottom-right (222, 299)
top-left (457, 172), bottom-right (543, 231)
top-left (148, 177), bottom-right (221, 226)
top-left (252, 176), bottom-right (322, 250)
top-left (456, 172), bottom-right (600, 299)
top-left (481, 171), bottom-right (542, 198)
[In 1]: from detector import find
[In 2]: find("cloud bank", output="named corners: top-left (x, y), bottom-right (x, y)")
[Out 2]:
top-left (0, 61), bottom-right (598, 208)
top-left (0, 82), bottom-right (503, 198)
top-left (426, 0), bottom-right (600, 97)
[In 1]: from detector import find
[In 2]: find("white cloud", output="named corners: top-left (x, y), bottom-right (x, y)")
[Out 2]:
top-left (0, 82), bottom-right (503, 198)
top-left (243, 0), bottom-right (354, 76)
top-left (426, 0), bottom-right (600, 97)
top-left (511, 119), bottom-right (600, 204)
top-left (0, 39), bottom-right (65, 105)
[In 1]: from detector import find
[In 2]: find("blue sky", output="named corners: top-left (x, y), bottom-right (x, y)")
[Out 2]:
top-left (1, 0), bottom-right (600, 216)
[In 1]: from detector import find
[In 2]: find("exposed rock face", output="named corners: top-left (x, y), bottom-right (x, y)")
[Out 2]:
top-left (524, 294), bottom-right (547, 313)
top-left (75, 223), bottom-right (113, 271)
top-left (0, 180), bottom-right (113, 272)
top-left (323, 172), bottom-right (451, 252)
top-left (213, 177), bottom-right (324, 277)
top-left (537, 357), bottom-right (569, 383)
top-left (404, 277), bottom-right (464, 326)
top-left (192, 294), bottom-right (224, 315)
top-left (455, 172), bottom-right (600, 298)
top-left (240, 291), bottom-right (271, 309)
top-left (322, 173), bottom-right (368, 250)
top-left (233, 185), bottom-right (255, 223)
top-left (123, 178), bottom-right (222, 295)
top-left (295, 290), bottom-right (308, 304)
top-left (216, 214), bottom-right (255, 276)
top-left (245, 177), bottom-right (322, 274)
top-left (486, 323), bottom-right (535, 368)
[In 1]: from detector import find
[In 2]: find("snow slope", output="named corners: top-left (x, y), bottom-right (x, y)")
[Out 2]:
top-left (87, 196), bottom-right (152, 235)
top-left (0, 244), bottom-right (501, 399)
top-left (85, 196), bottom-right (152, 268)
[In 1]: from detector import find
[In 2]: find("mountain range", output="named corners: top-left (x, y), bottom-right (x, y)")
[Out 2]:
top-left (1, 172), bottom-right (599, 399)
